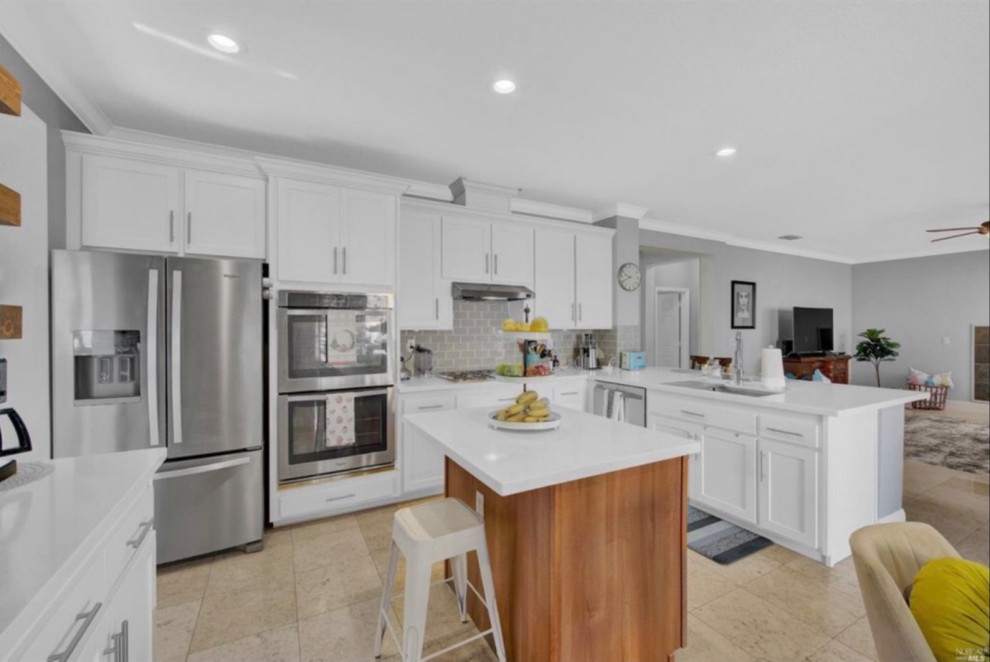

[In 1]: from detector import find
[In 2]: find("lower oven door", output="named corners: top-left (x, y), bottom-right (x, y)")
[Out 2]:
top-left (278, 387), bottom-right (395, 482)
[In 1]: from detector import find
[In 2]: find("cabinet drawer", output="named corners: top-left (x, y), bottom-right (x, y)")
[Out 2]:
top-left (552, 382), bottom-right (586, 411)
top-left (759, 413), bottom-right (820, 447)
top-left (456, 387), bottom-right (520, 410)
top-left (650, 395), bottom-right (713, 423)
top-left (402, 394), bottom-right (456, 414)
top-left (104, 483), bottom-right (154, 590)
top-left (278, 471), bottom-right (398, 521)
top-left (706, 407), bottom-right (758, 436)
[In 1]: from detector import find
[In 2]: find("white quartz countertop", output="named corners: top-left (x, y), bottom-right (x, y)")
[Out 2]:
top-left (0, 448), bottom-right (166, 646)
top-left (398, 368), bottom-right (589, 393)
top-left (404, 406), bottom-right (699, 496)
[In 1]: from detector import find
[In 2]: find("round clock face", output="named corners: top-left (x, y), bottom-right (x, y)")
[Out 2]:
top-left (618, 262), bottom-right (641, 291)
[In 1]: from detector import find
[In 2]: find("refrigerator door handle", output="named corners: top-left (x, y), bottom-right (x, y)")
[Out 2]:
top-left (171, 269), bottom-right (183, 444)
top-left (154, 456), bottom-right (251, 480)
top-left (147, 269), bottom-right (160, 447)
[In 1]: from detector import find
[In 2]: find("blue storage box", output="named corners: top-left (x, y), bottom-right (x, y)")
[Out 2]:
top-left (620, 351), bottom-right (646, 371)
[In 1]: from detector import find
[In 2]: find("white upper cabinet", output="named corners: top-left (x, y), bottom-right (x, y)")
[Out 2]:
top-left (533, 228), bottom-right (576, 329)
top-left (574, 233), bottom-right (613, 329)
top-left (490, 223), bottom-right (534, 285)
top-left (184, 169), bottom-right (266, 258)
top-left (399, 211), bottom-right (451, 330)
top-left (441, 215), bottom-right (492, 281)
top-left (81, 154), bottom-right (181, 253)
top-left (338, 188), bottom-right (396, 286)
top-left (276, 179), bottom-right (340, 283)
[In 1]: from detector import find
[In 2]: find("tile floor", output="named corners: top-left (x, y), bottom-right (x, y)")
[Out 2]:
top-left (156, 412), bottom-right (989, 662)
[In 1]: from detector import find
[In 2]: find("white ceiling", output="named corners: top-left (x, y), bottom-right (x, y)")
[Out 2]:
top-left (1, 1), bottom-right (988, 263)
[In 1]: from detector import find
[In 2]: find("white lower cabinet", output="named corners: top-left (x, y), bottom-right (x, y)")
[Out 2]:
top-left (551, 379), bottom-right (587, 411)
top-left (758, 438), bottom-right (819, 549)
top-left (400, 394), bottom-right (456, 496)
top-left (697, 428), bottom-right (758, 524)
top-left (648, 413), bottom-right (703, 499)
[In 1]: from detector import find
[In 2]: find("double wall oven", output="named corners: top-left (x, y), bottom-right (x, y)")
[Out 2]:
top-left (277, 291), bottom-right (395, 483)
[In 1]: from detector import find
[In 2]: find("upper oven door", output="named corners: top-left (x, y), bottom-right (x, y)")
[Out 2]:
top-left (278, 307), bottom-right (394, 392)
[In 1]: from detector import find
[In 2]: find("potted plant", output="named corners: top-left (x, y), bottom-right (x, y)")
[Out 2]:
top-left (854, 328), bottom-right (901, 387)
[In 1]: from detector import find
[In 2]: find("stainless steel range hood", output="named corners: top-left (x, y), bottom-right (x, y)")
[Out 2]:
top-left (452, 282), bottom-right (535, 301)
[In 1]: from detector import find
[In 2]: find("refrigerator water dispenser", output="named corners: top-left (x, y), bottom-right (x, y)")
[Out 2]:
top-left (72, 329), bottom-right (141, 403)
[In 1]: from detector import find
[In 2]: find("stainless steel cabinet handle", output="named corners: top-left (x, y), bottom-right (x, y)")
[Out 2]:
top-left (47, 602), bottom-right (102, 662)
top-left (121, 620), bottom-right (129, 662)
top-left (126, 518), bottom-right (154, 549)
top-left (342, 247), bottom-right (347, 275)
top-left (485, 253), bottom-right (489, 274)
top-left (147, 270), bottom-right (160, 447)
top-left (186, 212), bottom-right (192, 243)
top-left (168, 211), bottom-right (174, 243)
top-left (496, 397), bottom-right (516, 402)
top-left (103, 629), bottom-right (122, 662)
top-left (333, 247), bottom-right (338, 275)
top-left (416, 404), bottom-right (445, 411)
top-left (680, 410), bottom-right (706, 418)
top-left (766, 427), bottom-right (802, 438)
top-left (171, 270), bottom-right (183, 444)
top-left (578, 303), bottom-right (583, 321)
top-left (326, 493), bottom-right (356, 503)
top-left (559, 391), bottom-right (579, 396)
top-left (571, 303), bottom-right (576, 322)
top-left (494, 254), bottom-right (498, 275)
top-left (759, 450), bottom-right (766, 482)
top-left (435, 298), bottom-right (439, 320)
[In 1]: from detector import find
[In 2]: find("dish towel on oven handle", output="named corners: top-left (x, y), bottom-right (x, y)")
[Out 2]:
top-left (325, 392), bottom-right (356, 448)
top-left (609, 390), bottom-right (625, 423)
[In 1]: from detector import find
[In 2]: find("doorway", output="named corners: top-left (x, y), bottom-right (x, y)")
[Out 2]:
top-left (655, 288), bottom-right (690, 369)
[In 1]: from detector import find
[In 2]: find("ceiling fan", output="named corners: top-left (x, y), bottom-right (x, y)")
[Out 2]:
top-left (927, 220), bottom-right (990, 242)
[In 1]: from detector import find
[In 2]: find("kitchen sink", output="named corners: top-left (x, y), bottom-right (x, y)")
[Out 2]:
top-left (665, 380), bottom-right (780, 397)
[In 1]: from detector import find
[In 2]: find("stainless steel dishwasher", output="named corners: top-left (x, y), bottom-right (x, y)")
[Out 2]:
top-left (592, 381), bottom-right (646, 427)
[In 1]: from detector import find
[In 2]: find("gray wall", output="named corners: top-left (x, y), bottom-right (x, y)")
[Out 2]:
top-left (0, 33), bottom-right (89, 249)
top-left (851, 250), bottom-right (990, 400)
top-left (641, 256), bottom-right (702, 364)
top-left (640, 230), bottom-right (854, 377)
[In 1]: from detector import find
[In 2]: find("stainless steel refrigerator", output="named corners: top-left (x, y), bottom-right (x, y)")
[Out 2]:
top-left (51, 250), bottom-right (265, 564)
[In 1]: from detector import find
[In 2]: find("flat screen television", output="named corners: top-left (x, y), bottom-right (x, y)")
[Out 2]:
top-left (793, 307), bottom-right (834, 354)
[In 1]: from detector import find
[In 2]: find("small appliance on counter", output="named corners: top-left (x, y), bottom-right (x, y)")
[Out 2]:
top-left (620, 351), bottom-right (646, 371)
top-left (413, 345), bottom-right (434, 377)
top-left (0, 358), bottom-right (32, 482)
top-left (580, 333), bottom-right (599, 370)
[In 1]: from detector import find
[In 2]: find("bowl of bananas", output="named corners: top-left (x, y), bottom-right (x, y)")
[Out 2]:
top-left (489, 390), bottom-right (562, 431)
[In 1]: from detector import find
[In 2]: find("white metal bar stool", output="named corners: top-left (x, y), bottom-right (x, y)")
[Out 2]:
top-left (373, 497), bottom-right (507, 662)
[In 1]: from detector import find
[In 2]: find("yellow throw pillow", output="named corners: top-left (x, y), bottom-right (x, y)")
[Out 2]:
top-left (909, 558), bottom-right (990, 662)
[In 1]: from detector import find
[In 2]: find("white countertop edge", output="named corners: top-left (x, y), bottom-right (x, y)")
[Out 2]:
top-left (0, 448), bottom-right (167, 652)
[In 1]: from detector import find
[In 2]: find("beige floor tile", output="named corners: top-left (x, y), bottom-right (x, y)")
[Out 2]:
top-left (190, 583), bottom-right (297, 652)
top-left (702, 546), bottom-right (786, 585)
top-left (295, 552), bottom-right (383, 620)
top-left (290, 514), bottom-right (361, 543)
top-left (759, 544), bottom-right (803, 565)
top-left (292, 524), bottom-right (370, 574)
top-left (155, 600), bottom-right (201, 662)
top-left (915, 484), bottom-right (990, 522)
top-left (186, 624), bottom-right (300, 662)
top-left (676, 613), bottom-right (756, 662)
top-left (904, 498), bottom-right (985, 545)
top-left (692, 589), bottom-right (830, 662)
top-left (941, 476), bottom-right (990, 496)
top-left (381, 627), bottom-right (497, 662)
top-left (207, 544), bottom-right (295, 596)
top-left (157, 558), bottom-right (213, 609)
top-left (264, 527), bottom-right (295, 549)
top-left (687, 563), bottom-right (739, 612)
top-left (956, 524), bottom-right (990, 566)
top-left (744, 565), bottom-right (865, 637)
top-left (297, 597), bottom-right (398, 662)
top-left (806, 638), bottom-right (875, 662)
top-left (392, 583), bottom-right (477, 647)
top-left (834, 618), bottom-right (878, 661)
top-left (902, 459), bottom-right (956, 494)
top-left (783, 555), bottom-right (862, 600)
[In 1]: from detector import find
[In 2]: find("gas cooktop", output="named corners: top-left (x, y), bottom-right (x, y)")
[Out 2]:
top-left (434, 370), bottom-right (496, 383)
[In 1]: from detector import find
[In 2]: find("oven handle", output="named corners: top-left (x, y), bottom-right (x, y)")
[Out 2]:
top-left (283, 388), bottom-right (391, 402)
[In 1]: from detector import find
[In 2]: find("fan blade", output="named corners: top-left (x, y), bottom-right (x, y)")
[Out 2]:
top-left (926, 227), bottom-right (979, 232)
top-left (931, 231), bottom-right (980, 242)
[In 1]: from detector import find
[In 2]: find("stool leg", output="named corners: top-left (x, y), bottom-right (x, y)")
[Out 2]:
top-left (374, 541), bottom-right (400, 659)
top-left (451, 554), bottom-right (468, 623)
top-left (402, 553), bottom-right (433, 662)
top-left (475, 545), bottom-right (507, 662)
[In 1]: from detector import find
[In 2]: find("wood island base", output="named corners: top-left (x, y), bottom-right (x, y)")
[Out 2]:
top-left (445, 456), bottom-right (688, 662)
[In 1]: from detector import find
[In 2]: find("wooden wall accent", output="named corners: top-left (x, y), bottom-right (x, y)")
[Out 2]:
top-left (0, 63), bottom-right (21, 116)
top-left (0, 182), bottom-right (21, 227)
top-left (0, 305), bottom-right (23, 339)
top-left (446, 456), bottom-right (687, 662)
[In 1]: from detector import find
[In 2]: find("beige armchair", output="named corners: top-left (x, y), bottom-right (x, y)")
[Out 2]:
top-left (849, 522), bottom-right (961, 662)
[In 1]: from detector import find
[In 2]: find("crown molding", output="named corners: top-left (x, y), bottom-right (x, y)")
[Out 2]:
top-left (510, 199), bottom-right (594, 224)
top-left (639, 217), bottom-right (730, 243)
top-left (0, 11), bottom-right (112, 134)
top-left (850, 244), bottom-right (989, 265)
top-left (594, 203), bottom-right (649, 222)
top-left (404, 180), bottom-right (454, 201)
top-left (255, 156), bottom-right (410, 194)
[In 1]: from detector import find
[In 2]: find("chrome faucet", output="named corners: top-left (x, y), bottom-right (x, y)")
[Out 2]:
top-left (733, 331), bottom-right (744, 385)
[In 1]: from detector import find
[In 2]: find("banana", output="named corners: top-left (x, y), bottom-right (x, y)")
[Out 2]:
top-left (495, 409), bottom-right (511, 421)
top-left (536, 398), bottom-right (550, 408)
top-left (506, 402), bottom-right (527, 416)
top-left (516, 390), bottom-right (539, 405)
top-left (506, 412), bottom-right (527, 422)
top-left (526, 405), bottom-right (550, 417)
top-left (523, 416), bottom-right (544, 422)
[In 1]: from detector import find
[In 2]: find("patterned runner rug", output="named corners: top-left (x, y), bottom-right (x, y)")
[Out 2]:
top-left (687, 506), bottom-right (772, 564)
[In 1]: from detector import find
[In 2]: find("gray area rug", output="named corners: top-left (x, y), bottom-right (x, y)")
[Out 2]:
top-left (904, 414), bottom-right (990, 475)
top-left (687, 506), bottom-right (772, 564)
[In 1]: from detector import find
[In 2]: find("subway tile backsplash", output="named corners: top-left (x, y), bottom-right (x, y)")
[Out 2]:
top-left (399, 300), bottom-right (616, 371)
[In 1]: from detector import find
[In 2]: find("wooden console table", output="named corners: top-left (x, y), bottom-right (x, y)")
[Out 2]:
top-left (783, 354), bottom-right (850, 384)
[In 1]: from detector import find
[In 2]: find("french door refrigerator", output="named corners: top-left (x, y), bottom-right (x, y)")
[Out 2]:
top-left (51, 250), bottom-right (264, 564)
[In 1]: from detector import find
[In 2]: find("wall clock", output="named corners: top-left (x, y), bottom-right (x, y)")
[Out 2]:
top-left (618, 262), bottom-right (641, 291)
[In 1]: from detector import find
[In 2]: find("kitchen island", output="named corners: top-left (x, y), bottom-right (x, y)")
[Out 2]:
top-left (404, 406), bottom-right (699, 662)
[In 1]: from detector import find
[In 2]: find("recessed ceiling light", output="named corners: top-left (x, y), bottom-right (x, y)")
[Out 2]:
top-left (207, 33), bottom-right (241, 54)
top-left (715, 147), bottom-right (737, 158)
top-left (492, 79), bottom-right (517, 94)
top-left (778, 234), bottom-right (803, 241)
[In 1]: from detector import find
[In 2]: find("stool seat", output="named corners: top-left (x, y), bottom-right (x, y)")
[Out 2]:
top-left (373, 497), bottom-right (507, 662)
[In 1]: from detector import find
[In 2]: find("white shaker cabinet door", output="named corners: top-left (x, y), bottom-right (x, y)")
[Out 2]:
top-left (490, 223), bottom-right (534, 286)
top-left (339, 188), bottom-right (396, 287)
top-left (81, 154), bottom-right (181, 253)
top-left (399, 212), bottom-right (450, 329)
top-left (533, 229), bottom-right (576, 329)
top-left (441, 216), bottom-right (492, 281)
top-left (758, 439), bottom-right (819, 549)
top-left (697, 428), bottom-right (758, 524)
top-left (574, 233), bottom-right (613, 329)
top-left (184, 169), bottom-right (266, 259)
top-left (648, 413), bottom-right (704, 500)
top-left (276, 179), bottom-right (340, 284)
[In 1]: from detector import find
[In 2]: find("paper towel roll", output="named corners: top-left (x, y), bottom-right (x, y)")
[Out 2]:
top-left (761, 347), bottom-right (786, 390)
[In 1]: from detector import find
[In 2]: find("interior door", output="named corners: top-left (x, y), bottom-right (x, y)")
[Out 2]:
top-left (491, 223), bottom-right (534, 285)
top-left (441, 216), bottom-right (491, 281)
top-left (758, 438), bottom-right (819, 548)
top-left (167, 257), bottom-right (262, 459)
top-left (276, 178), bottom-right (340, 284)
top-left (574, 233), bottom-right (613, 329)
top-left (655, 291), bottom-right (682, 368)
top-left (338, 188), bottom-right (396, 286)
top-left (698, 428), bottom-right (758, 524)
top-left (533, 229), bottom-right (576, 329)
top-left (183, 169), bottom-right (266, 259)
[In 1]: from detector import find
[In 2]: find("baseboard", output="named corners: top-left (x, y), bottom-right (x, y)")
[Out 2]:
top-left (878, 508), bottom-right (906, 524)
